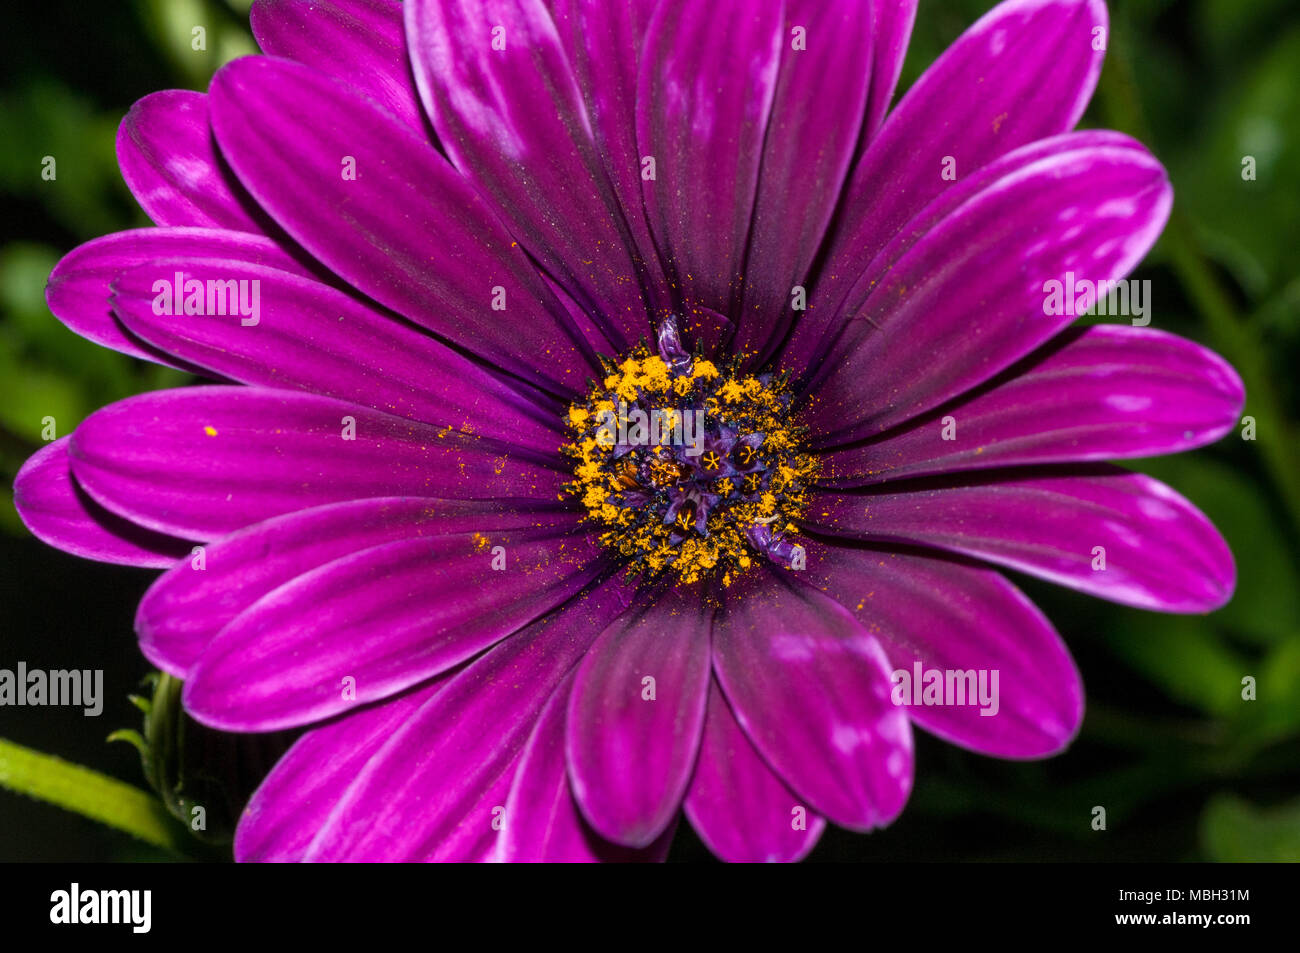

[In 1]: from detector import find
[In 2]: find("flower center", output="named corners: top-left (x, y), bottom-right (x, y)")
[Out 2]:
top-left (562, 316), bottom-right (819, 585)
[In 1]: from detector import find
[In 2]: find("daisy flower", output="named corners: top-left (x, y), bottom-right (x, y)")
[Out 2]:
top-left (14, 0), bottom-right (1241, 862)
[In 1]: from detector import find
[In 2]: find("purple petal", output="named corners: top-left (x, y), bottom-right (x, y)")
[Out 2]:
top-left (251, 0), bottom-right (427, 133)
top-left (111, 257), bottom-right (565, 448)
top-left (68, 386), bottom-right (568, 538)
top-left (810, 467), bottom-right (1236, 613)
top-left (497, 672), bottom-right (672, 862)
top-left (116, 90), bottom-right (263, 231)
top-left (12, 438), bottom-right (191, 568)
top-left (46, 227), bottom-right (305, 369)
top-left (683, 679), bottom-right (826, 862)
top-left (782, 130), bottom-right (1148, 376)
top-left (539, 268), bottom-right (630, 360)
top-left (136, 496), bottom-right (572, 676)
top-left (566, 590), bottom-right (712, 847)
top-left (235, 676), bottom-right (448, 862)
top-left (731, 0), bottom-right (875, 366)
top-left (713, 569), bottom-right (913, 831)
top-left (804, 541), bottom-right (1083, 759)
top-left (860, 0), bottom-right (917, 140)
top-left (808, 0), bottom-right (1109, 350)
top-left (805, 141), bottom-right (1172, 446)
top-left (405, 0), bottom-right (655, 352)
top-left (820, 325), bottom-right (1245, 486)
top-left (548, 0), bottom-right (671, 318)
top-left (184, 519), bottom-right (603, 731)
top-left (302, 580), bottom-right (631, 861)
top-left (207, 55), bottom-right (598, 397)
top-left (680, 302), bottom-right (736, 360)
top-left (636, 0), bottom-right (784, 317)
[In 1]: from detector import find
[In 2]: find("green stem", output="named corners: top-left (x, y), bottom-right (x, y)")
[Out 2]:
top-left (0, 737), bottom-right (186, 853)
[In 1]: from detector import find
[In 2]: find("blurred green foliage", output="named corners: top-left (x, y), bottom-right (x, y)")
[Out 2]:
top-left (0, 0), bottom-right (252, 532)
top-left (0, 0), bottom-right (1297, 861)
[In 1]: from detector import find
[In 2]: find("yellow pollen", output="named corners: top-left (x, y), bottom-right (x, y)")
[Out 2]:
top-left (560, 341), bottom-right (819, 585)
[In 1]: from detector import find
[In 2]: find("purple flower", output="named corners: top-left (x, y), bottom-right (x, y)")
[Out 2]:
top-left (13, 0), bottom-right (1243, 863)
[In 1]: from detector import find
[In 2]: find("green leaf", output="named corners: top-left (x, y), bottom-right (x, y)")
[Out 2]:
top-left (140, 0), bottom-right (258, 87)
top-left (1195, 0), bottom-right (1299, 68)
top-left (0, 737), bottom-right (187, 853)
top-left (1201, 793), bottom-right (1300, 861)
top-left (0, 81), bottom-right (128, 239)
top-left (1174, 27), bottom-right (1300, 300)
top-left (106, 729), bottom-right (149, 758)
top-left (1099, 613), bottom-right (1248, 717)
top-left (1247, 636), bottom-right (1300, 743)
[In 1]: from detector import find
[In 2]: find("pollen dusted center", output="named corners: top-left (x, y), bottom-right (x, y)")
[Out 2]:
top-left (563, 316), bottom-right (819, 585)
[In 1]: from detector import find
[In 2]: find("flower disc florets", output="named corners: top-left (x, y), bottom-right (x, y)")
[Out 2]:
top-left (563, 316), bottom-right (819, 586)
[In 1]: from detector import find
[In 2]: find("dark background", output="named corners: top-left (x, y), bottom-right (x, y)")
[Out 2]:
top-left (1, 0), bottom-right (1298, 861)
